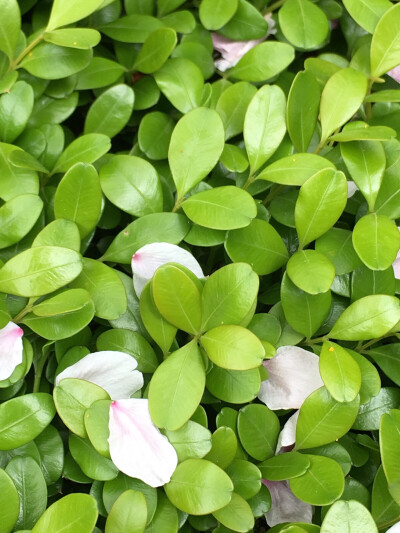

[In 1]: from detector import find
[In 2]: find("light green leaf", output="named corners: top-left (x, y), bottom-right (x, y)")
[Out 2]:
top-left (370, 3), bottom-right (400, 77)
top-left (31, 494), bottom-right (98, 533)
top-left (321, 500), bottom-right (378, 533)
top-left (212, 493), bottom-right (254, 533)
top-left (237, 404), bottom-right (279, 461)
top-left (47, 0), bottom-right (106, 31)
top-left (0, 194), bottom-right (43, 249)
top-left (105, 490), bottom-right (147, 533)
top-left (0, 81), bottom-right (34, 143)
top-left (319, 341), bottom-right (361, 403)
top-left (52, 134), bottom-right (110, 174)
top-left (216, 82), bottom-right (257, 141)
top-left (0, 467), bottom-right (19, 533)
top-left (343, 0), bottom-right (391, 33)
top-left (257, 153), bottom-right (334, 186)
top-left (199, 0), bottom-right (238, 30)
top-left (279, 0), bottom-right (329, 50)
top-left (44, 28), bottom-right (101, 49)
top-left (134, 28), bottom-right (177, 74)
top-left (0, 0), bottom-right (20, 59)
top-left (380, 409), bottom-right (400, 506)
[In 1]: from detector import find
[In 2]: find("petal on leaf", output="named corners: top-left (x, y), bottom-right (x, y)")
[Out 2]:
top-left (55, 351), bottom-right (144, 400)
top-left (263, 479), bottom-right (313, 527)
top-left (276, 411), bottom-right (299, 454)
top-left (108, 398), bottom-right (178, 487)
top-left (258, 346), bottom-right (323, 410)
top-left (0, 322), bottom-right (23, 380)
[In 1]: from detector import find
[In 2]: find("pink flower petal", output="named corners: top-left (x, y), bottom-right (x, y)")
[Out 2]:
top-left (131, 242), bottom-right (204, 297)
top-left (393, 227), bottom-right (400, 280)
top-left (276, 411), bottom-right (299, 454)
top-left (388, 65), bottom-right (400, 84)
top-left (258, 346), bottom-right (323, 410)
top-left (108, 398), bottom-right (178, 487)
top-left (263, 480), bottom-right (313, 527)
top-left (0, 322), bottom-right (23, 381)
top-left (55, 351), bottom-right (143, 400)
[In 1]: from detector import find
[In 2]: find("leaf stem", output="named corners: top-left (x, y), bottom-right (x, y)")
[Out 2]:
top-left (304, 335), bottom-right (329, 346)
top-left (358, 332), bottom-right (399, 352)
top-left (12, 298), bottom-right (37, 322)
top-left (8, 33), bottom-right (44, 71)
top-left (263, 0), bottom-right (286, 14)
top-left (172, 197), bottom-right (184, 213)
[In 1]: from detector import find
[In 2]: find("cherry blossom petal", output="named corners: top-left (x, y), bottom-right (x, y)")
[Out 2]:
top-left (393, 228), bottom-right (400, 280)
top-left (108, 398), bottom-right (178, 487)
top-left (388, 65), bottom-right (400, 84)
top-left (263, 480), bottom-right (313, 527)
top-left (0, 322), bottom-right (23, 381)
top-left (347, 181), bottom-right (358, 198)
top-left (131, 242), bottom-right (204, 297)
top-left (386, 522), bottom-right (400, 533)
top-left (276, 411), bottom-right (299, 454)
top-left (258, 346), bottom-right (323, 410)
top-left (55, 351), bottom-right (143, 400)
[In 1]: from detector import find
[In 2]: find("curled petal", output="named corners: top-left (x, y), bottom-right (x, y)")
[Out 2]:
top-left (0, 322), bottom-right (23, 381)
top-left (131, 242), bottom-right (204, 298)
top-left (258, 346), bottom-right (323, 410)
top-left (276, 411), bottom-right (299, 454)
top-left (108, 398), bottom-right (178, 487)
top-left (386, 522), bottom-right (400, 533)
top-left (55, 351), bottom-right (144, 400)
top-left (263, 480), bottom-right (313, 527)
top-left (388, 66), bottom-right (400, 84)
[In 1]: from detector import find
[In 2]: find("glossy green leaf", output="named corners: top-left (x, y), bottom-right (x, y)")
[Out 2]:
top-left (134, 28), bottom-right (177, 74)
top-left (76, 58), bottom-right (126, 90)
top-left (321, 499), bottom-right (378, 532)
top-left (220, 144), bottom-right (249, 172)
top-left (0, 467), bottom-right (19, 532)
top-left (295, 387), bottom-right (360, 450)
top-left (258, 451), bottom-right (310, 481)
top-left (44, 28), bottom-right (101, 49)
top-left (0, 194), bottom-right (43, 249)
top-left (182, 186), bottom-right (256, 230)
top-left (35, 425), bottom-right (64, 485)
top-left (353, 387), bottom-right (400, 431)
top-left (330, 124), bottom-right (396, 141)
top-left (206, 366), bottom-right (260, 404)
top-left (148, 340), bottom-right (205, 431)
top-left (138, 111), bottom-right (174, 160)
top-left (343, 0), bottom-right (390, 33)
top-left (199, 0), bottom-right (238, 29)
top-left (0, 0), bottom-right (20, 59)
top-left (31, 494), bottom-right (98, 533)
top-left (370, 3), bottom-right (400, 77)
top-left (0, 143), bottom-right (39, 201)
top-left (257, 153), bottom-right (334, 186)
top-left (213, 492), bottom-right (254, 533)
top-left (244, 85), bottom-right (286, 175)
top-left (52, 134), bottom-right (110, 174)
top-left (169, 107), bottom-right (224, 200)
top-left (47, 0), bottom-right (105, 30)
top-left (372, 465), bottom-right (400, 529)
top-left (319, 341), bottom-right (361, 402)
top-left (380, 409), bottom-right (400, 505)
top-left (32, 219), bottom-right (80, 251)
top-left (368, 344), bottom-right (400, 387)
top-left (101, 14), bottom-right (164, 43)
top-left (69, 434), bottom-right (118, 481)
top-left (279, 0), bottom-right (329, 50)
top-left (295, 168), bottom-right (347, 248)
top-left (319, 68), bottom-right (367, 144)
top-left (165, 459), bottom-right (233, 515)
top-left (0, 81), bottom-right (34, 143)
top-left (237, 404), bottom-right (279, 461)
top-left (105, 490), bottom-right (147, 533)
top-left (84, 84), bottom-right (134, 138)
top-left (165, 421), bottom-right (212, 462)
top-left (287, 250), bottom-right (335, 295)
top-left (205, 426), bottom-right (237, 470)
top-left (315, 228), bottom-right (363, 276)
top-left (216, 82), bottom-right (257, 141)
top-left (226, 460), bottom-right (261, 500)
top-left (103, 474), bottom-right (157, 522)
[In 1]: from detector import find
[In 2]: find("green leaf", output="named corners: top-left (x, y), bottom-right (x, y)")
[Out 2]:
top-left (154, 58), bottom-right (203, 114)
top-left (279, 0), bottom-right (329, 50)
top-left (287, 250), bottom-right (335, 295)
top-left (0, 81), bottom-right (34, 143)
top-left (101, 212), bottom-right (189, 263)
top-left (169, 107), bottom-right (224, 200)
top-left (287, 71), bottom-right (321, 152)
top-left (84, 399), bottom-right (111, 458)
top-left (84, 84), bottom-right (134, 138)
top-left (5, 456), bottom-right (47, 530)
top-left (295, 168), bottom-right (347, 248)
top-left (330, 124), bottom-right (396, 141)
top-left (100, 155), bottom-right (162, 217)
top-left (0, 245), bottom-right (82, 297)
top-left (0, 143), bottom-right (39, 201)
top-left (43, 28), bottom-right (101, 49)
top-left (35, 425), bottom-right (64, 485)
top-left (295, 387), bottom-right (360, 450)
top-left (342, 0), bottom-right (391, 33)
top-left (152, 263), bottom-right (202, 334)
top-left (216, 82), bottom-right (257, 141)
top-left (138, 111), bottom-right (174, 160)
top-left (52, 134), bottom-right (110, 174)
top-left (165, 459), bottom-right (233, 515)
top-left (258, 451), bottom-right (310, 481)
top-left (76, 58), bottom-right (126, 90)
top-left (0, 0), bottom-right (20, 59)
top-left (330, 294), bottom-right (400, 340)
top-left (182, 186), bottom-right (256, 230)
top-left (225, 218), bottom-right (288, 276)
top-left (372, 465), bottom-right (400, 530)
top-left (289, 455), bottom-right (344, 505)
top-left (69, 434), bottom-right (118, 481)
top-left (201, 263), bottom-right (259, 331)
top-left (226, 460), bottom-right (261, 500)
top-left (205, 427), bottom-right (237, 470)
top-left (281, 273), bottom-right (331, 338)
top-left (0, 393), bottom-right (55, 450)
top-left (244, 85), bottom-right (286, 175)
top-left (368, 344), bottom-right (400, 387)
top-left (206, 366), bottom-right (261, 404)
top-left (20, 43), bottom-right (92, 80)
top-left (341, 141), bottom-right (385, 211)
top-left (105, 490), bottom-right (147, 533)
top-left (47, 0), bottom-right (105, 30)
top-left (347, 349), bottom-right (381, 405)
top-left (161, 10), bottom-right (195, 34)
top-left (257, 153), bottom-right (334, 186)
top-left (201, 325), bottom-right (264, 371)
top-left (54, 163), bottom-right (102, 238)
top-left (315, 228), bottom-right (362, 275)
top-left (31, 494), bottom-right (98, 533)
top-left (148, 340), bottom-right (205, 431)
top-left (0, 194), bottom-right (43, 249)
top-left (220, 144), bottom-right (249, 173)
top-left (0, 467), bottom-right (20, 533)
top-left (32, 219), bottom-right (80, 251)
top-left (353, 387), bottom-right (400, 430)
top-left (213, 492), bottom-right (254, 533)
top-left (100, 14), bottom-right (164, 43)
top-left (134, 28), bottom-right (177, 74)
top-left (103, 474), bottom-right (156, 522)
top-left (319, 341), bottom-right (361, 402)
top-left (143, 492), bottom-right (178, 533)
top-left (321, 500), bottom-right (378, 532)
top-left (237, 404), bottom-right (279, 461)
top-left (199, 0), bottom-right (238, 30)
top-left (352, 214), bottom-right (400, 270)
top-left (370, 3), bottom-right (400, 77)
top-left (381, 409), bottom-right (400, 505)
top-left (319, 68), bottom-right (367, 144)
top-left (229, 42), bottom-right (295, 82)
top-left (366, 89), bottom-right (400, 103)
top-left (165, 421), bottom-right (212, 462)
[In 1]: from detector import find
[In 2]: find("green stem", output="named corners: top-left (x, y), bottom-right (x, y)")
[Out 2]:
top-left (242, 171), bottom-right (255, 190)
top-left (172, 197), bottom-right (184, 213)
top-left (304, 335), bottom-right (329, 346)
top-left (359, 333), bottom-right (398, 352)
top-left (8, 33), bottom-right (44, 71)
top-left (12, 298), bottom-right (36, 322)
top-left (263, 0), bottom-right (286, 14)
top-left (314, 141), bottom-right (326, 155)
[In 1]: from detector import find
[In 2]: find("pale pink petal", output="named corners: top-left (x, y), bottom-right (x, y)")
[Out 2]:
top-left (55, 351), bottom-right (143, 400)
top-left (393, 227), bottom-right (400, 280)
top-left (347, 181), bottom-right (358, 198)
top-left (131, 242), bottom-right (204, 297)
top-left (263, 480), bottom-right (313, 527)
top-left (108, 398), bottom-right (178, 487)
top-left (386, 522), bottom-right (400, 533)
top-left (258, 346), bottom-right (323, 410)
top-left (0, 322), bottom-right (23, 380)
top-left (388, 66), bottom-right (400, 84)
top-left (276, 411), bottom-right (299, 454)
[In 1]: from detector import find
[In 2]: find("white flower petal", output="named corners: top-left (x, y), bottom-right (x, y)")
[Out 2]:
top-left (276, 411), bottom-right (299, 454)
top-left (0, 322), bottom-right (23, 381)
top-left (388, 65), bottom-right (400, 84)
top-left (108, 398), bottom-right (178, 487)
top-left (131, 243), bottom-right (204, 297)
top-left (264, 480), bottom-right (313, 527)
top-left (386, 521), bottom-right (400, 533)
top-left (258, 346), bottom-right (323, 410)
top-left (347, 181), bottom-right (358, 198)
top-left (55, 351), bottom-right (144, 400)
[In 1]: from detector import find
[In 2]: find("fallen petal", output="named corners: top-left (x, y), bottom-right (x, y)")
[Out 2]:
top-left (56, 351), bottom-right (144, 400)
top-left (386, 521), bottom-right (400, 533)
top-left (393, 228), bottom-right (400, 280)
top-left (108, 398), bottom-right (178, 487)
top-left (276, 411), bottom-right (299, 454)
top-left (0, 322), bottom-right (23, 381)
top-left (388, 65), bottom-right (400, 84)
top-left (131, 242), bottom-right (204, 298)
top-left (258, 346), bottom-right (323, 410)
top-left (263, 479), bottom-right (313, 527)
